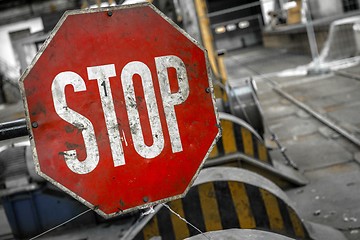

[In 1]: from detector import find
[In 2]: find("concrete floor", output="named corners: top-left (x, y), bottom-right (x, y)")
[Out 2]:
top-left (224, 47), bottom-right (360, 240)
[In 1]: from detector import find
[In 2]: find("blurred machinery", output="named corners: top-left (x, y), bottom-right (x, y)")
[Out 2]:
top-left (319, 16), bottom-right (360, 62)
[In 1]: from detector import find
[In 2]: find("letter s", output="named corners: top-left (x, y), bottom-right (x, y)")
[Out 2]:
top-left (52, 71), bottom-right (99, 174)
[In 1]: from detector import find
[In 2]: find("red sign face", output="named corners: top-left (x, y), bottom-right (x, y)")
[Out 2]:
top-left (20, 3), bottom-right (220, 218)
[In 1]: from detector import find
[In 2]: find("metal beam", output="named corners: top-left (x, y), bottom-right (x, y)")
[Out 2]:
top-left (0, 118), bottom-right (28, 141)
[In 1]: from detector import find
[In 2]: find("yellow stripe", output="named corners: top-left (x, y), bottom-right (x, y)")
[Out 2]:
top-left (217, 56), bottom-right (227, 85)
top-left (288, 206), bottom-right (306, 238)
top-left (228, 181), bottom-right (256, 229)
top-left (209, 144), bottom-right (219, 158)
top-left (260, 189), bottom-right (285, 232)
top-left (198, 182), bottom-right (222, 231)
top-left (168, 200), bottom-right (190, 239)
top-left (222, 120), bottom-right (237, 154)
top-left (80, 0), bottom-right (88, 8)
top-left (194, 0), bottom-right (219, 77)
top-left (142, 214), bottom-right (160, 240)
top-left (257, 142), bottom-right (269, 162)
top-left (241, 128), bottom-right (254, 156)
top-left (217, 56), bottom-right (228, 102)
top-left (213, 85), bottom-right (223, 99)
top-left (223, 162), bottom-right (240, 167)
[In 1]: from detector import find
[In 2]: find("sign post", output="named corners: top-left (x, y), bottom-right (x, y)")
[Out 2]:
top-left (20, 3), bottom-right (220, 218)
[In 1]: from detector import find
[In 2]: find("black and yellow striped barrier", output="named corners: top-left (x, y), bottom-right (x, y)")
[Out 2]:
top-left (178, 0), bottom-right (306, 188)
top-left (129, 167), bottom-right (311, 240)
top-left (209, 118), bottom-right (269, 163)
top-left (206, 114), bottom-right (307, 188)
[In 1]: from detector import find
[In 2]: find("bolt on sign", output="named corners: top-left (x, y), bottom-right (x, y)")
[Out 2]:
top-left (19, 3), bottom-right (220, 218)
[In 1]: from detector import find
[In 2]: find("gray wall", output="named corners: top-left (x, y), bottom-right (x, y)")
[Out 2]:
top-left (309, 0), bottom-right (343, 19)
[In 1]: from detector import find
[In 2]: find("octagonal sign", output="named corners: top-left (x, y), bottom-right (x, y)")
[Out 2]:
top-left (20, 3), bottom-right (220, 218)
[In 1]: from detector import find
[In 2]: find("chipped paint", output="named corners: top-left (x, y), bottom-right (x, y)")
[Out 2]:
top-left (156, 55), bottom-right (189, 153)
top-left (19, 2), bottom-right (221, 218)
top-left (121, 130), bottom-right (128, 147)
top-left (87, 64), bottom-right (125, 167)
top-left (121, 61), bottom-right (165, 159)
top-left (51, 71), bottom-right (99, 174)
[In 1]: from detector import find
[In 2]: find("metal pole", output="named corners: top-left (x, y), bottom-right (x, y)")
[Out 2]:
top-left (302, 0), bottom-right (323, 72)
top-left (0, 118), bottom-right (28, 141)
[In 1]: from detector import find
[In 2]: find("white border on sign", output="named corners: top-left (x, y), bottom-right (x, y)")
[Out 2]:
top-left (19, 2), bottom-right (221, 219)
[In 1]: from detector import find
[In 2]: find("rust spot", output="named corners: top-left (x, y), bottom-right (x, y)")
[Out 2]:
top-left (136, 96), bottom-right (143, 103)
top-left (70, 122), bottom-right (86, 134)
top-left (323, 104), bottom-right (343, 113)
top-left (25, 87), bottom-right (37, 97)
top-left (48, 52), bottom-right (56, 62)
top-left (96, 132), bottom-right (104, 141)
top-left (64, 125), bottom-right (75, 133)
top-left (31, 102), bottom-right (47, 116)
top-left (65, 142), bottom-right (80, 149)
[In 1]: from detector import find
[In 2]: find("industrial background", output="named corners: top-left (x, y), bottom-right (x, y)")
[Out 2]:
top-left (0, 0), bottom-right (360, 239)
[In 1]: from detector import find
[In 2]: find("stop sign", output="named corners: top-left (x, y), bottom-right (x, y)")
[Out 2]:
top-left (20, 3), bottom-right (220, 218)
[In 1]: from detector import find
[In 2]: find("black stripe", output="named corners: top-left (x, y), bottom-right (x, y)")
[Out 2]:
top-left (156, 207), bottom-right (175, 240)
top-left (245, 184), bottom-right (270, 230)
top-left (289, 207), bottom-right (310, 239)
top-left (264, 145), bottom-right (273, 164)
top-left (182, 186), bottom-right (206, 236)
top-left (133, 231), bottom-right (144, 240)
top-left (252, 135), bottom-right (259, 159)
top-left (216, 136), bottom-right (225, 156)
top-left (223, 102), bottom-right (231, 114)
top-left (278, 199), bottom-right (296, 237)
top-left (234, 124), bottom-right (244, 153)
top-left (303, 223), bottom-right (310, 238)
top-left (267, 152), bottom-right (273, 164)
top-left (213, 181), bottom-right (240, 229)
